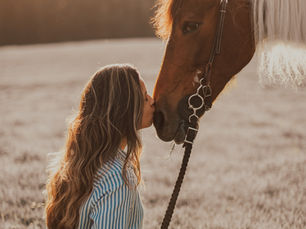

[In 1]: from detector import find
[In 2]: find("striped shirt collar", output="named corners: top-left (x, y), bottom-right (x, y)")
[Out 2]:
top-left (116, 148), bottom-right (127, 163)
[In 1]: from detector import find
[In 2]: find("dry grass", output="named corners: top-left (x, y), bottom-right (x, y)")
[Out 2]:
top-left (0, 38), bottom-right (305, 229)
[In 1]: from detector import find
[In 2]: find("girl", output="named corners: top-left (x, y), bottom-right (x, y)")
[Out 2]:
top-left (45, 64), bottom-right (155, 229)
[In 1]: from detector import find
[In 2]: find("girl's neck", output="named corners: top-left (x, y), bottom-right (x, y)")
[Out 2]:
top-left (120, 138), bottom-right (127, 151)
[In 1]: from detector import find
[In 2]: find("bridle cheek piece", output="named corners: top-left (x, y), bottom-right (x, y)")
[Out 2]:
top-left (184, 0), bottom-right (228, 146)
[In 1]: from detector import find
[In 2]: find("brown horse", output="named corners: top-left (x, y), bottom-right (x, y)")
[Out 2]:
top-left (152, 0), bottom-right (306, 143)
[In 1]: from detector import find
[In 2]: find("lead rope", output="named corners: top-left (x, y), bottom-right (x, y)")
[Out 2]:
top-left (160, 123), bottom-right (197, 229)
top-left (160, 63), bottom-right (211, 229)
top-left (160, 1), bottom-right (228, 228)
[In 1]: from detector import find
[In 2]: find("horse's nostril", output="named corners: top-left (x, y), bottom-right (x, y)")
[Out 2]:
top-left (153, 111), bottom-right (165, 130)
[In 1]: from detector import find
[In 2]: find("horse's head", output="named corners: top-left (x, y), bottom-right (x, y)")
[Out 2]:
top-left (153, 0), bottom-right (255, 143)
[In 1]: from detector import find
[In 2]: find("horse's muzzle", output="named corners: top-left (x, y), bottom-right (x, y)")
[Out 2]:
top-left (153, 103), bottom-right (183, 142)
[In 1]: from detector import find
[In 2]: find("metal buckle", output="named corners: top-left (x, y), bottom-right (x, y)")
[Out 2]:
top-left (184, 126), bottom-right (198, 145)
top-left (202, 85), bottom-right (212, 97)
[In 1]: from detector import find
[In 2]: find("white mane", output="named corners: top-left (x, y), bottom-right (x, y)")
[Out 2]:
top-left (252, 0), bottom-right (306, 88)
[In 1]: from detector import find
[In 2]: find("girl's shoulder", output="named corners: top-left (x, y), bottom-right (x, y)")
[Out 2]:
top-left (91, 149), bottom-right (133, 199)
top-left (93, 150), bottom-right (126, 191)
top-left (86, 150), bottom-right (138, 206)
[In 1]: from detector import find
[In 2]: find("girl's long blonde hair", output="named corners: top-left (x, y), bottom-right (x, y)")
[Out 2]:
top-left (45, 64), bottom-right (144, 229)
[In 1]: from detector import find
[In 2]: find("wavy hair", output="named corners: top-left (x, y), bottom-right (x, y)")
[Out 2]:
top-left (45, 64), bottom-right (144, 229)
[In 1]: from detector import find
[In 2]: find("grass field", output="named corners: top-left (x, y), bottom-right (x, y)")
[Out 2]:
top-left (0, 38), bottom-right (305, 229)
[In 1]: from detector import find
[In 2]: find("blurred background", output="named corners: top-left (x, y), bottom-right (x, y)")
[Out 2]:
top-left (0, 0), bottom-right (155, 45)
top-left (1, 0), bottom-right (306, 228)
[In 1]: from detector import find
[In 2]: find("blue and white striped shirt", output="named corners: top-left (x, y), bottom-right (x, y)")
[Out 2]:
top-left (78, 149), bottom-right (143, 229)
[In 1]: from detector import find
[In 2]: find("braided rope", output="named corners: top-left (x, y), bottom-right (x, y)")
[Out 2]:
top-left (160, 142), bottom-right (193, 229)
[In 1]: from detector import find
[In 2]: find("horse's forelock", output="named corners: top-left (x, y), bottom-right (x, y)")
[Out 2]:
top-left (152, 0), bottom-right (183, 40)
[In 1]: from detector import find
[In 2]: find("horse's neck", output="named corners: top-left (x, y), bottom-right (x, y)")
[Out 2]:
top-left (252, 0), bottom-right (306, 45)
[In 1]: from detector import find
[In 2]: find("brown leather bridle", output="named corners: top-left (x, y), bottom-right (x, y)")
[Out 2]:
top-left (186, 0), bottom-right (228, 132)
top-left (161, 1), bottom-right (228, 228)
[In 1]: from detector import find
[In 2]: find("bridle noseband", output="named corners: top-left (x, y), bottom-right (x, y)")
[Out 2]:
top-left (161, 1), bottom-right (228, 228)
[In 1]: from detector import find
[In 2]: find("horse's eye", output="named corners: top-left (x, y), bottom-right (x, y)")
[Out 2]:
top-left (182, 22), bottom-right (201, 34)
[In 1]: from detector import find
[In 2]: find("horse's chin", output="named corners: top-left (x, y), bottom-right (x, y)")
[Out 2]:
top-left (173, 121), bottom-right (186, 144)
top-left (153, 112), bottom-right (187, 143)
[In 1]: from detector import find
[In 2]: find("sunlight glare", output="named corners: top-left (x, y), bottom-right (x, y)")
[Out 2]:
top-left (257, 41), bottom-right (306, 89)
